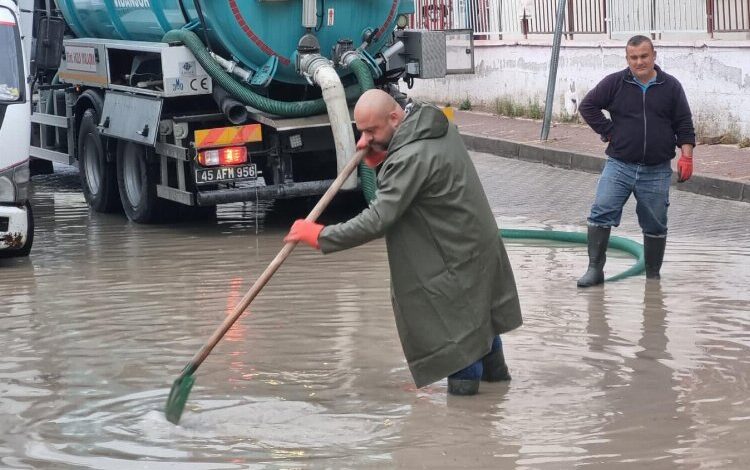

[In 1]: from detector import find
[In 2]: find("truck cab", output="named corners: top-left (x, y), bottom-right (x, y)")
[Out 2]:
top-left (0, 0), bottom-right (33, 257)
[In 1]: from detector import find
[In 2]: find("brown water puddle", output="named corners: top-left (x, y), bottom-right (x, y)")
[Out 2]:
top-left (1, 158), bottom-right (748, 468)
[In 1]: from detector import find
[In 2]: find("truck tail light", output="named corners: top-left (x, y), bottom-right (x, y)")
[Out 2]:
top-left (197, 147), bottom-right (248, 167)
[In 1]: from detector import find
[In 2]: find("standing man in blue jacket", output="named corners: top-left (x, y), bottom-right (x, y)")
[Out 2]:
top-left (577, 35), bottom-right (696, 287)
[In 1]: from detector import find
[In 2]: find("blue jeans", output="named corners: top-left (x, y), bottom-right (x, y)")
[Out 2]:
top-left (449, 336), bottom-right (503, 380)
top-left (588, 158), bottom-right (672, 237)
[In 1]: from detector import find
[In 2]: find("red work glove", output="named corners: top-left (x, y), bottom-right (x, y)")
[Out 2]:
top-left (356, 135), bottom-right (387, 168)
top-left (284, 219), bottom-right (324, 249)
top-left (677, 153), bottom-right (693, 182)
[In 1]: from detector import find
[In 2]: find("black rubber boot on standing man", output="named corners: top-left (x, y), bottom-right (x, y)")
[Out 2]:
top-left (577, 226), bottom-right (611, 288)
top-left (644, 235), bottom-right (667, 279)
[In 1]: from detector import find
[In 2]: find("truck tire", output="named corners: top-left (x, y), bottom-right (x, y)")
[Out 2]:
top-left (116, 140), bottom-right (165, 223)
top-left (78, 108), bottom-right (121, 212)
top-left (0, 202), bottom-right (34, 258)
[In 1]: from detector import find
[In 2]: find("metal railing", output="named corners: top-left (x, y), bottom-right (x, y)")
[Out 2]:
top-left (710, 0), bottom-right (750, 33)
top-left (410, 0), bottom-right (504, 35)
top-left (410, 0), bottom-right (750, 38)
top-left (607, 0), bottom-right (707, 35)
top-left (570, 0), bottom-right (608, 33)
top-left (411, 0), bottom-right (454, 31)
top-left (523, 0), bottom-right (606, 35)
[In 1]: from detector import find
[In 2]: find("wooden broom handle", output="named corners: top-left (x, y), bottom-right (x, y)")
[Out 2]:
top-left (187, 149), bottom-right (367, 371)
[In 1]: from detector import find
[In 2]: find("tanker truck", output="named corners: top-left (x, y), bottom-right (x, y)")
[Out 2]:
top-left (22, 0), bottom-right (473, 223)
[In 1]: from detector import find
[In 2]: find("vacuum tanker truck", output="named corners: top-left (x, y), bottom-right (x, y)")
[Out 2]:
top-left (22, 0), bottom-right (472, 223)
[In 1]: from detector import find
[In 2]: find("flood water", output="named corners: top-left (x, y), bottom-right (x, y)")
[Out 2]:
top-left (1, 154), bottom-right (749, 469)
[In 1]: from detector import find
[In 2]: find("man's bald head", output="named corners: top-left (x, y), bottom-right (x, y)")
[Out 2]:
top-left (354, 90), bottom-right (405, 152)
top-left (355, 89), bottom-right (400, 120)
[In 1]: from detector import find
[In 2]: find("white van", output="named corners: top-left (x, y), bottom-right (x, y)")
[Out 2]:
top-left (0, 0), bottom-right (33, 257)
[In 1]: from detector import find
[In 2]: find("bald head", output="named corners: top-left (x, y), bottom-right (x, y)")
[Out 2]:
top-left (355, 89), bottom-right (400, 120)
top-left (354, 90), bottom-right (405, 152)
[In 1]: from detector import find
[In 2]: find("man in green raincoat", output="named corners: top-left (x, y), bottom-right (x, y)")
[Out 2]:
top-left (285, 89), bottom-right (522, 395)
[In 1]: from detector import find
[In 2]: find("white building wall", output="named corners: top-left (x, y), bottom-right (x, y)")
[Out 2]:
top-left (408, 40), bottom-right (750, 138)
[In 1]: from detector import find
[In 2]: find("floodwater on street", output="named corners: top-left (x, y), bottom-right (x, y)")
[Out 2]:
top-left (1, 154), bottom-right (749, 469)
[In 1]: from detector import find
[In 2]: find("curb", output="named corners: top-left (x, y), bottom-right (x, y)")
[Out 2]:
top-left (461, 133), bottom-right (750, 204)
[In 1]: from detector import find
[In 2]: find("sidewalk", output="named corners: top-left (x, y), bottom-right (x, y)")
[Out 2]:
top-left (455, 110), bottom-right (750, 203)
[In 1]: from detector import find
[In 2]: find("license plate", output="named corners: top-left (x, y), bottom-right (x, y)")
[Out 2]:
top-left (195, 164), bottom-right (257, 184)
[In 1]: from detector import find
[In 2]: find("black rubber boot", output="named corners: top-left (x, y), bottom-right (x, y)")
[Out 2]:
top-left (644, 235), bottom-right (666, 279)
top-left (447, 378), bottom-right (480, 396)
top-left (447, 360), bottom-right (482, 396)
top-left (577, 226), bottom-right (611, 288)
top-left (482, 336), bottom-right (511, 382)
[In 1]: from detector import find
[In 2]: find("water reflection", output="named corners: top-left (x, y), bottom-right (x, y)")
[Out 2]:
top-left (582, 283), bottom-right (693, 468)
top-left (391, 389), bottom-right (517, 467)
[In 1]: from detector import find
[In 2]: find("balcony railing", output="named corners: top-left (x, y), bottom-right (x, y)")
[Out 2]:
top-left (710, 0), bottom-right (750, 34)
top-left (410, 0), bottom-right (750, 38)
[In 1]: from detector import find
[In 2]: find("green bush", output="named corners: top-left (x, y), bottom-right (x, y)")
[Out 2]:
top-left (494, 96), bottom-right (544, 119)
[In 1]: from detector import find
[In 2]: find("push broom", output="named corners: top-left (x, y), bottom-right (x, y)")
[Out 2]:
top-left (165, 149), bottom-right (366, 424)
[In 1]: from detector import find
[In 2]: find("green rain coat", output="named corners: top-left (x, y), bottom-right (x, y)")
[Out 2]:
top-left (319, 102), bottom-right (522, 387)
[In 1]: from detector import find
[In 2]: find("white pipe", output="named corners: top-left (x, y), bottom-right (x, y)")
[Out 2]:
top-left (210, 52), bottom-right (253, 83)
top-left (302, 0), bottom-right (317, 28)
top-left (300, 55), bottom-right (357, 190)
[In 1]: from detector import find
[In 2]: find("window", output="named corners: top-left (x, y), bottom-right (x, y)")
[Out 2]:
top-left (0, 7), bottom-right (23, 102)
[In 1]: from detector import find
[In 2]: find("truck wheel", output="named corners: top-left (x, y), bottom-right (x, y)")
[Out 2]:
top-left (116, 140), bottom-right (164, 223)
top-left (78, 108), bottom-right (121, 212)
top-left (0, 202), bottom-right (34, 258)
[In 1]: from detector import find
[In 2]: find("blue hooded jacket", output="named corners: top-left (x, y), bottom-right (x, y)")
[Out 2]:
top-left (579, 65), bottom-right (695, 165)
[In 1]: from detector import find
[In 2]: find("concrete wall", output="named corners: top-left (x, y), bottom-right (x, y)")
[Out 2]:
top-left (408, 39), bottom-right (750, 139)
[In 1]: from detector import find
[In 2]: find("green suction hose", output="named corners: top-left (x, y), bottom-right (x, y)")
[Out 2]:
top-left (500, 229), bottom-right (645, 282)
top-left (348, 58), bottom-right (375, 91)
top-left (164, 28), bottom-right (379, 201)
top-left (358, 160), bottom-right (378, 203)
top-left (346, 56), bottom-right (379, 203)
top-left (162, 29), bottom-right (362, 118)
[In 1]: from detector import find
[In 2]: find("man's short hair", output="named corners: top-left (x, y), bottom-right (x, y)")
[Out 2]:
top-left (627, 35), bottom-right (654, 50)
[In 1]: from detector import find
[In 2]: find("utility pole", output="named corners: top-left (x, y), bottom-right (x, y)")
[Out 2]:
top-left (541, 0), bottom-right (567, 141)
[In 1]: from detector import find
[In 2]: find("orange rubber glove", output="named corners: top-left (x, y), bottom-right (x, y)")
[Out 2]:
top-left (677, 153), bottom-right (693, 182)
top-left (284, 219), bottom-right (324, 249)
top-left (356, 135), bottom-right (387, 168)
